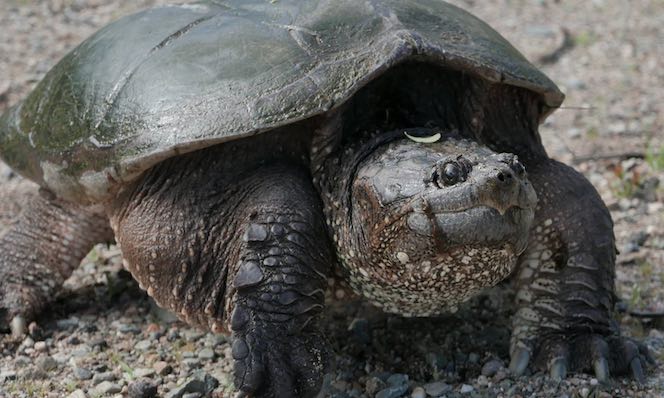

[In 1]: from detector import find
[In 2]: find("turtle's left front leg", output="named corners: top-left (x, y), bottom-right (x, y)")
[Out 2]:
top-left (509, 159), bottom-right (652, 382)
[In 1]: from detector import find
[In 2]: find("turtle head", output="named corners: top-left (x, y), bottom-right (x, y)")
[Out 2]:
top-left (334, 130), bottom-right (537, 316)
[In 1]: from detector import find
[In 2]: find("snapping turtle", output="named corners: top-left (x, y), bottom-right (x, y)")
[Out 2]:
top-left (0, 0), bottom-right (651, 395)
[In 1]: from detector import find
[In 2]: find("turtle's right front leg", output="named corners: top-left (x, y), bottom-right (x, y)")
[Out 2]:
top-left (228, 172), bottom-right (333, 397)
top-left (110, 157), bottom-right (333, 398)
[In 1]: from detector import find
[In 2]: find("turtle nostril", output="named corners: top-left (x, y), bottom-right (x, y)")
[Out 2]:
top-left (497, 171), bottom-right (513, 183)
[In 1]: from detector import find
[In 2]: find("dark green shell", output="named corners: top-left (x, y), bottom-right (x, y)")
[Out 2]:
top-left (0, 0), bottom-right (563, 204)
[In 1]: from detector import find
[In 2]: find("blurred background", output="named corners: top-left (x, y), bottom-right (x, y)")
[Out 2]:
top-left (0, 1), bottom-right (662, 397)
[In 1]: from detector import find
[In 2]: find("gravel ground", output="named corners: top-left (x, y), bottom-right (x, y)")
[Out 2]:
top-left (0, 1), bottom-right (662, 397)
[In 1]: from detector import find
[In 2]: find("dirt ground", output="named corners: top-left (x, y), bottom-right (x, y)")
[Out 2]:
top-left (0, 1), bottom-right (662, 397)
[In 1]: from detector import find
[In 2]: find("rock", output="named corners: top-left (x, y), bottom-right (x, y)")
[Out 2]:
top-left (424, 381), bottom-right (452, 396)
top-left (197, 348), bottom-right (215, 360)
top-left (386, 373), bottom-right (408, 387)
top-left (36, 356), bottom-right (58, 372)
top-left (348, 317), bottom-right (371, 344)
top-left (34, 341), bottom-right (48, 352)
top-left (481, 359), bottom-right (504, 377)
top-left (134, 368), bottom-right (156, 378)
top-left (477, 375), bottom-right (489, 387)
top-left (116, 323), bottom-right (141, 334)
top-left (468, 352), bottom-right (480, 364)
top-left (0, 370), bottom-right (17, 381)
top-left (331, 380), bottom-right (349, 391)
top-left (135, 339), bottom-right (152, 351)
top-left (55, 317), bottom-right (80, 330)
top-left (460, 384), bottom-right (474, 394)
top-left (92, 381), bottom-right (122, 395)
top-left (71, 345), bottom-right (92, 357)
top-left (154, 361), bottom-right (173, 376)
top-left (89, 338), bottom-right (108, 350)
top-left (73, 367), bottom-right (93, 380)
top-left (128, 379), bottom-right (158, 398)
top-left (182, 394), bottom-right (203, 398)
top-left (411, 386), bottom-right (426, 398)
top-left (183, 330), bottom-right (205, 341)
top-left (375, 384), bottom-right (409, 398)
top-left (164, 373), bottom-right (219, 398)
top-left (182, 358), bottom-right (202, 369)
top-left (93, 371), bottom-right (117, 384)
top-left (67, 390), bottom-right (87, 398)
top-left (365, 376), bottom-right (387, 395)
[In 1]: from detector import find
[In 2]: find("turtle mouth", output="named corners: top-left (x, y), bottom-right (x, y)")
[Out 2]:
top-left (406, 203), bottom-right (534, 255)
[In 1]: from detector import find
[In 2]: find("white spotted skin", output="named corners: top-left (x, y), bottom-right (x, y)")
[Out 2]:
top-left (341, 243), bottom-right (517, 317)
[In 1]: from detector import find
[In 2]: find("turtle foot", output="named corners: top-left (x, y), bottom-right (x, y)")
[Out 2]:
top-left (232, 320), bottom-right (330, 398)
top-left (510, 333), bottom-right (655, 384)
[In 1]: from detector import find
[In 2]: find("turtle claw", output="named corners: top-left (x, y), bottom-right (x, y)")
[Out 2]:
top-left (514, 333), bottom-right (653, 383)
top-left (10, 315), bottom-right (27, 338)
top-left (509, 347), bottom-right (530, 376)
top-left (630, 357), bottom-right (646, 384)
top-left (593, 356), bottom-right (610, 383)
top-left (549, 358), bottom-right (568, 381)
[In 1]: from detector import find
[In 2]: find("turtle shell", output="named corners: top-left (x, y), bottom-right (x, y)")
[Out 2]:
top-left (0, 0), bottom-right (564, 204)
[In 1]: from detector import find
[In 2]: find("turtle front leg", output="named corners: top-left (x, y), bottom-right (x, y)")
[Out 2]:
top-left (0, 178), bottom-right (112, 336)
top-left (229, 176), bottom-right (332, 397)
top-left (110, 156), bottom-right (332, 397)
top-left (509, 159), bottom-right (652, 382)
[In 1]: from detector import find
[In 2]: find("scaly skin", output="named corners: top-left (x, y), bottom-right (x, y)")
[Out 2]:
top-left (109, 136), bottom-right (332, 397)
top-left (0, 182), bottom-right (112, 336)
top-left (509, 159), bottom-right (653, 382)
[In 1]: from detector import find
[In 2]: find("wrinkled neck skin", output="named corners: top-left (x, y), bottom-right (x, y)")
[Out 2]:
top-left (312, 64), bottom-right (542, 316)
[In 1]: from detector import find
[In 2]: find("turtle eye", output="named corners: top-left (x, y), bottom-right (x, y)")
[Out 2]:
top-left (442, 162), bottom-right (462, 185)
top-left (431, 160), bottom-right (467, 188)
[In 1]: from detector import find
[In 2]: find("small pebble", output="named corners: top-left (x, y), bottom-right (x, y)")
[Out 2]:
top-left (424, 381), bottom-right (452, 396)
top-left (365, 376), bottom-right (386, 395)
top-left (164, 373), bottom-right (219, 398)
top-left (376, 384), bottom-right (409, 398)
top-left (36, 356), bottom-right (58, 372)
top-left (411, 386), bottom-right (426, 398)
top-left (67, 390), bottom-right (86, 398)
top-left (73, 367), bottom-right (93, 380)
top-left (154, 361), bottom-right (173, 376)
top-left (460, 384), bottom-right (474, 393)
top-left (93, 381), bottom-right (122, 395)
top-left (386, 373), bottom-right (408, 387)
top-left (481, 359), bottom-right (504, 377)
top-left (477, 375), bottom-right (489, 387)
top-left (135, 339), bottom-right (152, 351)
top-left (0, 370), bottom-right (17, 381)
top-left (182, 358), bottom-right (202, 369)
top-left (92, 371), bottom-right (117, 384)
top-left (134, 368), bottom-right (156, 378)
top-left (128, 379), bottom-right (158, 398)
top-left (197, 348), bottom-right (215, 360)
top-left (34, 341), bottom-right (47, 352)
